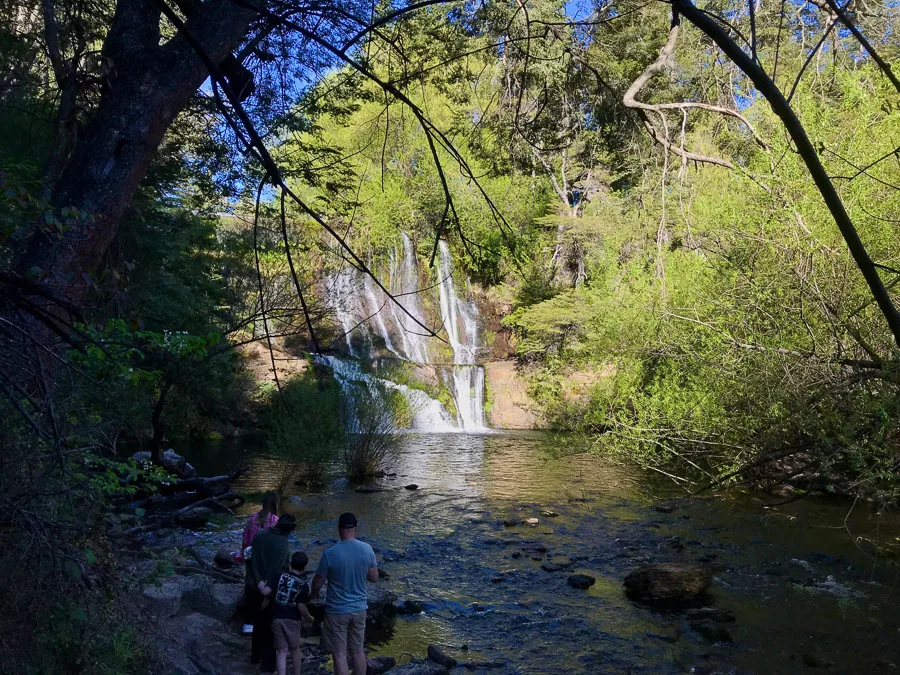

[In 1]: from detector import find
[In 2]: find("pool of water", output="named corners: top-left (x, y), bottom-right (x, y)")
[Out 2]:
top-left (183, 432), bottom-right (900, 674)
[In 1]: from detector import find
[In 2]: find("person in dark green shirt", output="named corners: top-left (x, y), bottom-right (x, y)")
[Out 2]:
top-left (246, 514), bottom-right (296, 673)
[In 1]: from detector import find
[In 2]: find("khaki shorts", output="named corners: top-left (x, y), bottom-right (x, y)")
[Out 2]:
top-left (321, 611), bottom-right (366, 655)
top-left (272, 618), bottom-right (301, 651)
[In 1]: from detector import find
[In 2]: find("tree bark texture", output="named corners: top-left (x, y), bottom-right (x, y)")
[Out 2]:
top-left (18, 0), bottom-right (260, 304)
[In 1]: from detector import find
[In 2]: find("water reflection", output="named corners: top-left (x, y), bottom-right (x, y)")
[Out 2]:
top-left (182, 432), bottom-right (900, 674)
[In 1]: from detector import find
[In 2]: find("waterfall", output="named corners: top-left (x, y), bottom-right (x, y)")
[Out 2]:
top-left (387, 233), bottom-right (430, 364)
top-left (364, 273), bottom-right (402, 360)
top-left (437, 240), bottom-right (488, 430)
top-left (323, 234), bottom-right (488, 432)
top-left (318, 355), bottom-right (456, 432)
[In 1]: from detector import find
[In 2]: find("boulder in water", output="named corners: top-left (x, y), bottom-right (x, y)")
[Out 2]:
top-left (567, 574), bottom-right (596, 589)
top-left (624, 563), bottom-right (712, 602)
top-left (397, 599), bottom-right (426, 615)
top-left (404, 484), bottom-right (419, 490)
top-left (427, 645), bottom-right (457, 668)
top-left (366, 585), bottom-right (398, 630)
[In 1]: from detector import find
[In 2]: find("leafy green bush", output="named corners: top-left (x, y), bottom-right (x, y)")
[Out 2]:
top-left (344, 384), bottom-right (400, 480)
top-left (262, 367), bottom-right (345, 489)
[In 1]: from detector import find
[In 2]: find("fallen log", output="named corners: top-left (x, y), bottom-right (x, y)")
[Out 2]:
top-left (160, 465), bottom-right (246, 496)
top-left (159, 474), bottom-right (232, 497)
top-left (121, 492), bottom-right (244, 537)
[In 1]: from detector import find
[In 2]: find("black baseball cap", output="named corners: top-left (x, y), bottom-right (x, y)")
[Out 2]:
top-left (338, 512), bottom-right (358, 529)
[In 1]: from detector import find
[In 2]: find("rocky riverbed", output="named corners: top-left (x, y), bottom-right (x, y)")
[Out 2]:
top-left (129, 432), bottom-right (900, 674)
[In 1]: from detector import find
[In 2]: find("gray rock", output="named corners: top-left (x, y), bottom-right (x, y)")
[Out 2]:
top-left (624, 563), bottom-right (712, 602)
top-left (145, 575), bottom-right (242, 624)
top-left (185, 637), bottom-right (217, 673)
top-left (366, 585), bottom-right (398, 630)
top-left (198, 583), bottom-right (243, 622)
top-left (567, 574), bottom-right (596, 589)
top-left (142, 582), bottom-right (183, 618)
top-left (367, 655), bottom-right (397, 674)
top-left (427, 645), bottom-right (457, 668)
top-left (174, 575), bottom-right (214, 614)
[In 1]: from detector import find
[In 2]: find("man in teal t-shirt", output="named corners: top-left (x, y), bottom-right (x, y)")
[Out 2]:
top-left (311, 512), bottom-right (378, 675)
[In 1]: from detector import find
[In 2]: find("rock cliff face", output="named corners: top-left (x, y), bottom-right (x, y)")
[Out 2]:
top-left (484, 361), bottom-right (545, 430)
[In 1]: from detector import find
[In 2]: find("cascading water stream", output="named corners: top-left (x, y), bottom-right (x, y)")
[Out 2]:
top-left (317, 355), bottom-right (455, 432)
top-left (323, 234), bottom-right (488, 432)
top-left (436, 240), bottom-right (487, 431)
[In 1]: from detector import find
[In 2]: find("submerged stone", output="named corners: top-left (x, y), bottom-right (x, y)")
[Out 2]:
top-left (568, 573), bottom-right (596, 589)
top-left (690, 619), bottom-right (732, 643)
top-left (397, 599), bottom-right (426, 615)
top-left (624, 563), bottom-right (713, 602)
top-left (685, 607), bottom-right (735, 623)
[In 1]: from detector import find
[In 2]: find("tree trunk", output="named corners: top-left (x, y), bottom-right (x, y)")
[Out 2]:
top-left (17, 0), bottom-right (260, 306)
top-left (150, 379), bottom-right (173, 464)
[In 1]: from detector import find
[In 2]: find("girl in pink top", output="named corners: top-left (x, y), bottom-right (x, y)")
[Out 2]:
top-left (242, 491), bottom-right (280, 553)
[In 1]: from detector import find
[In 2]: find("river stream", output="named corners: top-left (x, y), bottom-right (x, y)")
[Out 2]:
top-left (182, 432), bottom-right (899, 674)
